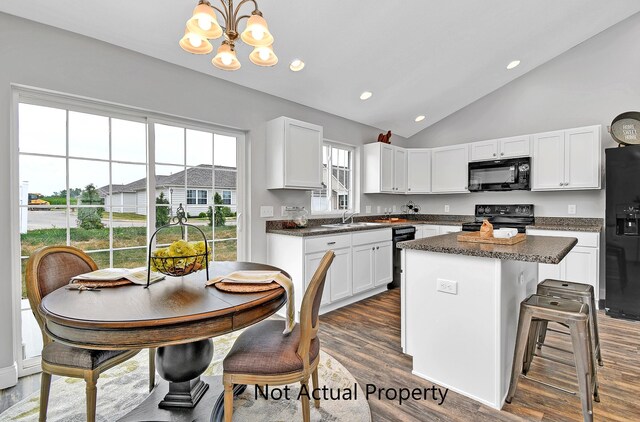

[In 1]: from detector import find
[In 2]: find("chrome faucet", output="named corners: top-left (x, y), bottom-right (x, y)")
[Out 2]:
top-left (342, 210), bottom-right (358, 224)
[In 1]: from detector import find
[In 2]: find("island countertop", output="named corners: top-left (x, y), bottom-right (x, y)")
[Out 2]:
top-left (397, 233), bottom-right (577, 264)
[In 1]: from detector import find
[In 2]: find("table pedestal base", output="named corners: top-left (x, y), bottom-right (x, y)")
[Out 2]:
top-left (118, 376), bottom-right (246, 421)
top-left (159, 376), bottom-right (209, 409)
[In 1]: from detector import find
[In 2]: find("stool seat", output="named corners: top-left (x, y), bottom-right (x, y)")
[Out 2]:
top-left (539, 279), bottom-right (593, 294)
top-left (523, 294), bottom-right (589, 316)
top-left (537, 279), bottom-right (603, 367)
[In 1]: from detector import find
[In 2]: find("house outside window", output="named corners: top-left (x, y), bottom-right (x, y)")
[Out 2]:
top-left (311, 141), bottom-right (355, 214)
top-left (222, 190), bottom-right (232, 205)
top-left (187, 189), bottom-right (196, 204)
top-left (197, 190), bottom-right (208, 205)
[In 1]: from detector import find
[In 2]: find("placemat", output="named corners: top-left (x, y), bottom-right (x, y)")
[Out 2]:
top-left (70, 278), bottom-right (133, 288)
top-left (213, 281), bottom-right (281, 293)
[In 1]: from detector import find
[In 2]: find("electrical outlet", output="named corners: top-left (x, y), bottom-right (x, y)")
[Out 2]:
top-left (365, 205), bottom-right (372, 213)
top-left (437, 278), bottom-right (458, 295)
top-left (444, 205), bottom-right (450, 213)
top-left (281, 206), bottom-right (287, 216)
top-left (260, 206), bottom-right (274, 218)
top-left (568, 204), bottom-right (577, 215)
top-left (518, 272), bottom-right (524, 285)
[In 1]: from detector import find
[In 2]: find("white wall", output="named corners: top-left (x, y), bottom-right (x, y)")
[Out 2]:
top-left (0, 13), bottom-right (407, 375)
top-left (406, 11), bottom-right (640, 218)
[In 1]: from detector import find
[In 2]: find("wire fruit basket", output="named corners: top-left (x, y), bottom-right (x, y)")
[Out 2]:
top-left (146, 203), bottom-right (210, 287)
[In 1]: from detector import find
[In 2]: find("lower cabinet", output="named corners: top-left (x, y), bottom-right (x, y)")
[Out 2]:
top-left (414, 224), bottom-right (461, 239)
top-left (267, 228), bottom-right (392, 318)
top-left (527, 229), bottom-right (600, 301)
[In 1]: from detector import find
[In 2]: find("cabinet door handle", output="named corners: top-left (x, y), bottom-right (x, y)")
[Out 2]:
top-left (501, 152), bottom-right (504, 156)
top-left (327, 241), bottom-right (336, 245)
top-left (376, 246), bottom-right (380, 250)
top-left (559, 182), bottom-right (563, 186)
top-left (408, 188), bottom-right (411, 191)
top-left (493, 153), bottom-right (497, 157)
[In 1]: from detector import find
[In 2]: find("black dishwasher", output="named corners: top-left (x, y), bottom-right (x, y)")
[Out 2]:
top-left (388, 226), bottom-right (416, 289)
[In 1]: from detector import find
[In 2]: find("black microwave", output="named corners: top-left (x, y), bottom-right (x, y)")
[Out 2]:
top-left (468, 157), bottom-right (531, 192)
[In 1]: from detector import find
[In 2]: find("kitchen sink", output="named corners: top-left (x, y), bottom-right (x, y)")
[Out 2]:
top-left (320, 222), bottom-right (383, 229)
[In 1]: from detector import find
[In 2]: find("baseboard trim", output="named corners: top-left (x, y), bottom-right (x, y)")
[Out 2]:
top-left (0, 362), bottom-right (18, 389)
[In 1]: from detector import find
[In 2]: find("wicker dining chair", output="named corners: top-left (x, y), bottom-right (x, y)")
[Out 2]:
top-left (26, 246), bottom-right (156, 422)
top-left (222, 250), bottom-right (335, 422)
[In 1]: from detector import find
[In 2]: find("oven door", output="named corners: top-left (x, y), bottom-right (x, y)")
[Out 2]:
top-left (468, 158), bottom-right (529, 191)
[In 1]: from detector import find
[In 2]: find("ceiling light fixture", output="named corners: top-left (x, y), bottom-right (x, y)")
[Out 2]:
top-left (507, 60), bottom-right (521, 70)
top-left (415, 115), bottom-right (426, 122)
top-left (360, 91), bottom-right (373, 100)
top-left (180, 0), bottom-right (277, 71)
top-left (289, 59), bottom-right (305, 72)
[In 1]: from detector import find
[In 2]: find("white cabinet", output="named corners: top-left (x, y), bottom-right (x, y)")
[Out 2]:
top-left (407, 149), bottom-right (431, 194)
top-left (374, 242), bottom-right (393, 286)
top-left (527, 229), bottom-right (600, 301)
top-left (532, 125), bottom-right (601, 191)
top-left (414, 224), bottom-right (459, 239)
top-left (364, 143), bottom-right (406, 193)
top-left (470, 136), bottom-right (530, 162)
top-left (266, 117), bottom-right (323, 190)
top-left (267, 228), bottom-right (392, 318)
top-left (431, 145), bottom-right (469, 193)
top-left (352, 244), bottom-right (375, 293)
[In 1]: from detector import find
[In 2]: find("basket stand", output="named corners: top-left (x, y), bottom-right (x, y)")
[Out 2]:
top-left (146, 203), bottom-right (210, 287)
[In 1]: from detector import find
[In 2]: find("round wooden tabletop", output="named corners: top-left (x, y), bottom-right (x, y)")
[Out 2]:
top-left (40, 262), bottom-right (288, 350)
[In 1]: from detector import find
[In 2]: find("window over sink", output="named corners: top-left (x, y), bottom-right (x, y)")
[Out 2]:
top-left (311, 141), bottom-right (355, 214)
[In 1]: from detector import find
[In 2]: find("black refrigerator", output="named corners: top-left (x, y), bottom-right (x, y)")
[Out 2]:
top-left (606, 146), bottom-right (640, 320)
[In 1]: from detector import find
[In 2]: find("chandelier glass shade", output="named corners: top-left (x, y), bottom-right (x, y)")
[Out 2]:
top-left (180, 0), bottom-right (276, 71)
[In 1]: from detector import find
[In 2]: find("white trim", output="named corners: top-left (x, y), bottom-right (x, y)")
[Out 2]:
top-left (311, 139), bottom-right (358, 215)
top-left (0, 362), bottom-right (18, 389)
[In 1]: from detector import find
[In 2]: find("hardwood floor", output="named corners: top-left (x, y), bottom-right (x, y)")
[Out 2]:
top-left (319, 288), bottom-right (640, 421)
top-left (2, 288), bottom-right (640, 421)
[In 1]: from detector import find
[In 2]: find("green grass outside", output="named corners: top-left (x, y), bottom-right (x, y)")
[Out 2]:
top-left (20, 225), bottom-right (237, 298)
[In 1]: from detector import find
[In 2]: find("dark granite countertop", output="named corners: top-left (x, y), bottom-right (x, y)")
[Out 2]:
top-left (265, 214), bottom-right (472, 237)
top-left (526, 217), bottom-right (602, 233)
top-left (397, 233), bottom-right (578, 264)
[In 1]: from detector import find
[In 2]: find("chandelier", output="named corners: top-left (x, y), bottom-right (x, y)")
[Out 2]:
top-left (179, 0), bottom-right (277, 71)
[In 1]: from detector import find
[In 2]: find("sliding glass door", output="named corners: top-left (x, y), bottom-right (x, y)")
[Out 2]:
top-left (14, 94), bottom-right (245, 376)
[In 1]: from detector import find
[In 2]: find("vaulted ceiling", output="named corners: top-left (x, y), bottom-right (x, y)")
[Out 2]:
top-left (2, 1), bottom-right (639, 137)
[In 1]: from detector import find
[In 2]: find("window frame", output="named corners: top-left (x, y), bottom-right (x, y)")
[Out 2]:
top-left (10, 85), bottom-right (249, 378)
top-left (187, 189), bottom-right (197, 205)
top-left (197, 189), bottom-right (208, 205)
top-left (311, 139), bottom-right (357, 215)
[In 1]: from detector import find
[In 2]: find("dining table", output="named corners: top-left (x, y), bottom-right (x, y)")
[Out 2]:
top-left (39, 261), bottom-right (288, 422)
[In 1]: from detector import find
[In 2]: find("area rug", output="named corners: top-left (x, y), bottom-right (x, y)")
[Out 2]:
top-left (0, 330), bottom-right (371, 422)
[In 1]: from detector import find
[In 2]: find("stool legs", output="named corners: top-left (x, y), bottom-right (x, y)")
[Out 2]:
top-left (589, 295), bottom-right (603, 367)
top-left (570, 319), bottom-right (594, 422)
top-left (506, 306), bottom-right (533, 403)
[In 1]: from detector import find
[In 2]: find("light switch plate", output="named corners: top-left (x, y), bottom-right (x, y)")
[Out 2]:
top-left (377, 206), bottom-right (381, 213)
top-left (281, 206), bottom-right (287, 216)
top-left (365, 205), bottom-right (372, 213)
top-left (568, 204), bottom-right (577, 215)
top-left (444, 205), bottom-right (450, 213)
top-left (260, 206), bottom-right (274, 218)
top-left (437, 278), bottom-right (458, 295)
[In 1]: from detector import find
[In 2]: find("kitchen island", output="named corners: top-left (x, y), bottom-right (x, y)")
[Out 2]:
top-left (398, 233), bottom-right (577, 410)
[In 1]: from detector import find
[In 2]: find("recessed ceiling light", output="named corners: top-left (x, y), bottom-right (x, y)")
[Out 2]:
top-left (415, 115), bottom-right (426, 122)
top-left (507, 60), bottom-right (521, 70)
top-left (289, 59), bottom-right (305, 72)
top-left (360, 91), bottom-right (373, 100)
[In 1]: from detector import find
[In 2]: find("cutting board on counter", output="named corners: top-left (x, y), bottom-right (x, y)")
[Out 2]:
top-left (373, 218), bottom-right (409, 223)
top-left (457, 231), bottom-right (526, 245)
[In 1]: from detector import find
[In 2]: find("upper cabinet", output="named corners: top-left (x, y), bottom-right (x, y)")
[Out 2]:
top-left (407, 149), bottom-right (431, 194)
top-left (431, 144), bottom-right (470, 193)
top-left (470, 135), bottom-right (531, 161)
top-left (266, 117), bottom-right (323, 190)
top-left (364, 143), bottom-right (407, 193)
top-left (532, 125), bottom-right (601, 191)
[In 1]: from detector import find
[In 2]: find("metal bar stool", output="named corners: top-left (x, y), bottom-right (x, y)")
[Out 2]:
top-left (536, 279), bottom-right (603, 367)
top-left (507, 294), bottom-right (600, 422)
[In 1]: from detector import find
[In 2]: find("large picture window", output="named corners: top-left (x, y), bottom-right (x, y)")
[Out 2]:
top-left (15, 96), bottom-right (240, 366)
top-left (311, 141), bottom-right (355, 213)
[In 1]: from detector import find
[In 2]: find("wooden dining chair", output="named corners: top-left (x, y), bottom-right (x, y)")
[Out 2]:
top-left (25, 246), bottom-right (156, 422)
top-left (222, 250), bottom-right (335, 422)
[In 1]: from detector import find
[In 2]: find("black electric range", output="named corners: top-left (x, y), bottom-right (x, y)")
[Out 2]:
top-left (462, 204), bottom-right (534, 233)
